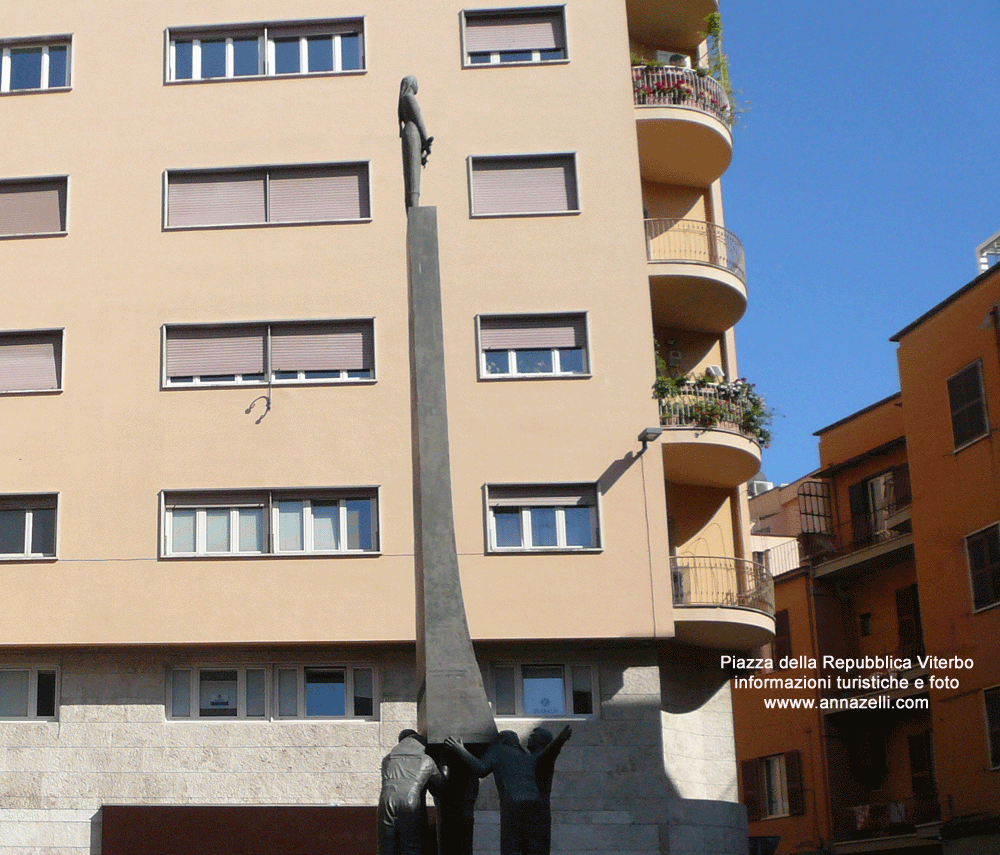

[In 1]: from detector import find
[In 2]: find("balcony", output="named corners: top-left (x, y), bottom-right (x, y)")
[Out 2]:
top-left (835, 792), bottom-right (941, 844)
top-left (633, 66), bottom-right (732, 186)
top-left (670, 555), bottom-right (775, 649)
top-left (658, 381), bottom-right (765, 489)
top-left (646, 218), bottom-right (747, 332)
top-left (626, 0), bottom-right (719, 53)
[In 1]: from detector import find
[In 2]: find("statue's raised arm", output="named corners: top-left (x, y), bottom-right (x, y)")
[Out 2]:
top-left (399, 75), bottom-right (434, 209)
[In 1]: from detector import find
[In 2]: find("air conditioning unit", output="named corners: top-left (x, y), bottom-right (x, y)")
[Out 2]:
top-left (655, 50), bottom-right (691, 69)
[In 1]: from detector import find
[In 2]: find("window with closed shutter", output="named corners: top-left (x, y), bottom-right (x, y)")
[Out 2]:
top-left (463, 8), bottom-right (567, 65)
top-left (0, 178), bottom-right (67, 236)
top-left (0, 330), bottom-right (61, 392)
top-left (166, 163), bottom-right (369, 228)
top-left (478, 313), bottom-right (588, 377)
top-left (470, 154), bottom-right (578, 216)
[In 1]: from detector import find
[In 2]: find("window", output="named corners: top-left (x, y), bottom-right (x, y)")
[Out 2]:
top-left (948, 361), bottom-right (988, 449)
top-left (0, 495), bottom-right (56, 559)
top-left (478, 314), bottom-right (587, 378)
top-left (1, 39), bottom-right (70, 92)
top-left (167, 20), bottom-right (363, 81)
top-left (163, 320), bottom-right (374, 387)
top-left (847, 464), bottom-right (911, 545)
top-left (967, 523), bottom-right (1000, 611)
top-left (168, 665), bottom-right (375, 719)
top-left (0, 329), bottom-right (62, 393)
top-left (742, 752), bottom-right (804, 821)
top-left (773, 609), bottom-right (791, 663)
top-left (908, 730), bottom-right (935, 793)
top-left (274, 666), bottom-right (375, 718)
top-left (486, 484), bottom-right (599, 551)
top-left (462, 8), bottom-right (567, 66)
top-left (165, 163), bottom-right (370, 228)
top-left (986, 686), bottom-right (1000, 769)
top-left (859, 612), bottom-right (872, 637)
top-left (0, 177), bottom-right (67, 236)
top-left (469, 154), bottom-right (578, 216)
top-left (490, 663), bottom-right (595, 717)
top-left (0, 668), bottom-right (57, 719)
top-left (163, 490), bottom-right (378, 557)
top-left (895, 583), bottom-right (924, 656)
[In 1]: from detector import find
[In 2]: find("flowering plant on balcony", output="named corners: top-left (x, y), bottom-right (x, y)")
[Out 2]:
top-left (632, 75), bottom-right (695, 106)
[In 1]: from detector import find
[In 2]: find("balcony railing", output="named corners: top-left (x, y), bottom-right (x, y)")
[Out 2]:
top-left (645, 218), bottom-right (746, 282)
top-left (670, 555), bottom-right (775, 614)
top-left (632, 65), bottom-right (731, 125)
top-left (658, 380), bottom-right (768, 446)
top-left (837, 792), bottom-right (941, 841)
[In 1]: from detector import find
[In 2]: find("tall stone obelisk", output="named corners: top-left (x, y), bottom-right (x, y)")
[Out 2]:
top-left (400, 75), bottom-right (496, 747)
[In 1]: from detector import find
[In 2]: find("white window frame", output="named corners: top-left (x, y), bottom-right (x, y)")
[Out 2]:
top-left (161, 320), bottom-right (377, 389)
top-left (166, 19), bottom-right (365, 82)
top-left (0, 37), bottom-right (71, 93)
top-left (162, 490), bottom-right (380, 558)
top-left (460, 7), bottom-right (569, 68)
top-left (489, 662), bottom-right (596, 718)
top-left (468, 152), bottom-right (580, 218)
top-left (0, 327), bottom-right (65, 394)
top-left (486, 484), bottom-right (600, 553)
top-left (762, 754), bottom-right (789, 818)
top-left (273, 665), bottom-right (378, 720)
top-left (0, 175), bottom-right (69, 238)
top-left (0, 666), bottom-right (58, 720)
top-left (948, 359), bottom-right (990, 451)
top-left (476, 313), bottom-right (590, 380)
top-left (168, 666), bottom-right (270, 720)
top-left (0, 494), bottom-right (58, 560)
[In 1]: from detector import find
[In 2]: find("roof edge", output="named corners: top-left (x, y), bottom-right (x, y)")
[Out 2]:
top-left (813, 391), bottom-right (902, 436)
top-left (890, 263), bottom-right (1000, 342)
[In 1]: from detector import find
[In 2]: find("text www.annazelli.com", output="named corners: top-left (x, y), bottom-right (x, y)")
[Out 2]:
top-left (763, 696), bottom-right (929, 711)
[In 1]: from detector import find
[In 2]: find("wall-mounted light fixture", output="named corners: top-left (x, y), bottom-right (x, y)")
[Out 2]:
top-left (638, 426), bottom-right (663, 453)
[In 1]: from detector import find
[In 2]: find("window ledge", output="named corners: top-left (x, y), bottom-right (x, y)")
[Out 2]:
top-left (0, 86), bottom-right (71, 97)
top-left (0, 231), bottom-right (67, 241)
top-left (488, 547), bottom-right (601, 555)
top-left (972, 599), bottom-right (1000, 616)
top-left (463, 59), bottom-right (570, 70)
top-left (163, 378), bottom-right (377, 391)
top-left (0, 388), bottom-right (62, 397)
top-left (471, 210), bottom-right (580, 220)
top-left (953, 429), bottom-right (993, 455)
top-left (160, 551), bottom-right (381, 560)
top-left (0, 556), bottom-right (57, 563)
top-left (493, 714), bottom-right (594, 721)
top-left (165, 69), bottom-right (367, 86)
top-left (478, 373), bottom-right (591, 382)
top-left (163, 218), bottom-right (372, 232)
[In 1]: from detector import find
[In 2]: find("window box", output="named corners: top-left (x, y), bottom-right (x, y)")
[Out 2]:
top-left (0, 329), bottom-right (63, 393)
top-left (0, 176), bottom-right (67, 237)
top-left (486, 484), bottom-right (599, 552)
top-left (167, 20), bottom-right (364, 82)
top-left (162, 490), bottom-right (379, 557)
top-left (966, 522), bottom-right (1000, 612)
top-left (469, 153), bottom-right (578, 217)
top-left (489, 663), bottom-right (595, 717)
top-left (0, 667), bottom-right (58, 719)
top-left (0, 38), bottom-right (70, 93)
top-left (948, 360), bottom-right (989, 450)
top-left (0, 494), bottom-right (57, 559)
top-left (461, 8), bottom-right (567, 67)
top-left (168, 665), bottom-right (376, 720)
top-left (164, 163), bottom-right (370, 229)
top-left (477, 313), bottom-right (588, 379)
top-left (163, 320), bottom-right (375, 387)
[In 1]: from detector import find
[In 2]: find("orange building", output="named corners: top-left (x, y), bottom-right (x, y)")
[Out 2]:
top-left (737, 257), bottom-right (1000, 855)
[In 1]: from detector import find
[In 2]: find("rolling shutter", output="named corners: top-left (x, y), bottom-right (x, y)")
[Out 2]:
top-left (268, 164), bottom-right (369, 222)
top-left (489, 484), bottom-right (594, 507)
top-left (0, 332), bottom-right (60, 391)
top-left (480, 315), bottom-right (585, 350)
top-left (741, 759), bottom-right (763, 822)
top-left (270, 321), bottom-right (373, 372)
top-left (0, 179), bottom-right (66, 235)
top-left (167, 171), bottom-right (266, 227)
top-left (464, 10), bottom-right (565, 53)
top-left (471, 155), bottom-right (577, 215)
top-left (165, 326), bottom-right (265, 377)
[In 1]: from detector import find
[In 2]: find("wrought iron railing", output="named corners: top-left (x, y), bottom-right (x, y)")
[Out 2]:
top-left (670, 555), bottom-right (775, 614)
top-left (632, 65), bottom-right (731, 125)
top-left (837, 792), bottom-right (941, 841)
top-left (658, 381), bottom-right (764, 445)
top-left (645, 218), bottom-right (746, 282)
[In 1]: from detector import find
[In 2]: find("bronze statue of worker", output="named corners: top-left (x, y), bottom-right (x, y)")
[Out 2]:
top-left (398, 75), bottom-right (434, 209)
top-left (377, 729), bottom-right (445, 855)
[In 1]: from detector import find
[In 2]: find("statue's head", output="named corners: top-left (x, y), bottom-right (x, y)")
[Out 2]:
top-left (399, 75), bottom-right (418, 98)
top-left (497, 730), bottom-right (521, 749)
top-left (527, 727), bottom-right (553, 753)
top-left (398, 728), bottom-right (419, 743)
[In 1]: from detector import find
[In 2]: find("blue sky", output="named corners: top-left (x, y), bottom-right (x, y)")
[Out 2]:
top-left (718, 1), bottom-right (1000, 485)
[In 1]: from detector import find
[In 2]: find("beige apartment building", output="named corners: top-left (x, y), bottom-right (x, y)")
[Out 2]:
top-left (0, 1), bottom-right (773, 853)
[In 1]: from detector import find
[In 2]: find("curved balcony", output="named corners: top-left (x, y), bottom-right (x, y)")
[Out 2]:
top-left (670, 555), bottom-right (775, 650)
top-left (626, 0), bottom-right (719, 53)
top-left (658, 382), bottom-right (764, 488)
top-left (633, 66), bottom-right (732, 187)
top-left (646, 218), bottom-right (747, 332)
